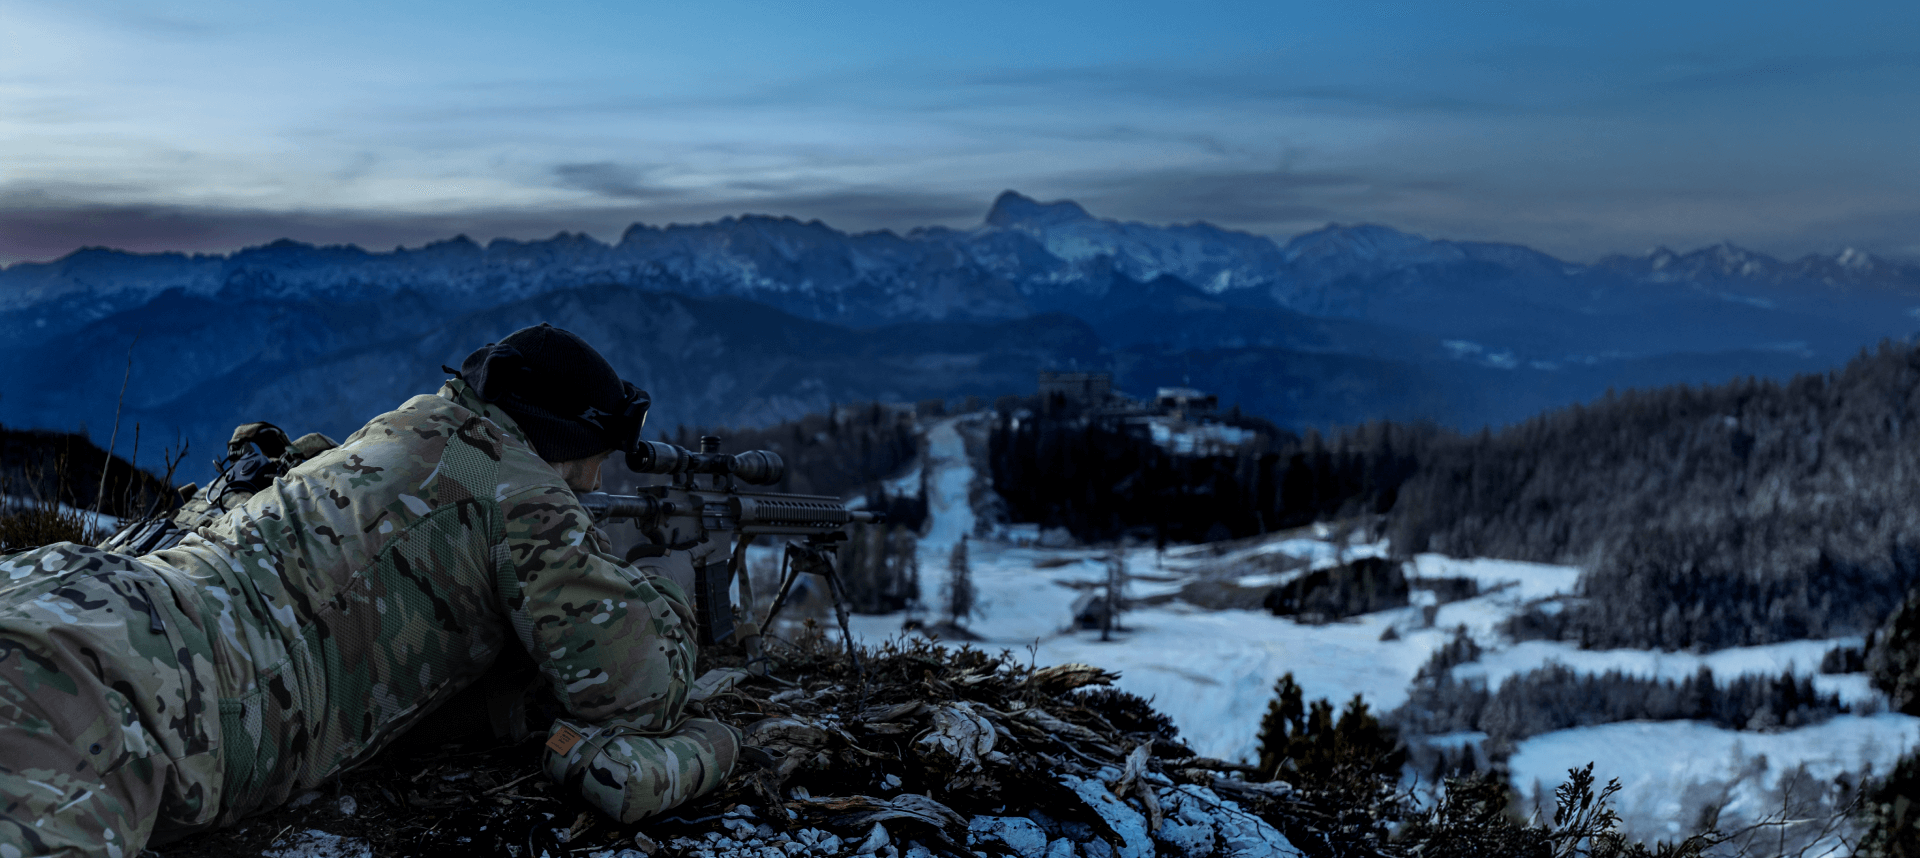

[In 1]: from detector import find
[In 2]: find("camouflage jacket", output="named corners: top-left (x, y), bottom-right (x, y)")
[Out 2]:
top-left (145, 380), bottom-right (708, 824)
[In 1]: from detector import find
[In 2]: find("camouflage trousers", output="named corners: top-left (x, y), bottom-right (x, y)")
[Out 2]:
top-left (0, 540), bottom-right (746, 855)
top-left (0, 543), bottom-right (221, 858)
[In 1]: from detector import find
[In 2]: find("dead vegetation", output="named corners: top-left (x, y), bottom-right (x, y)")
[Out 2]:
top-left (143, 622), bottom-right (1784, 858)
top-left (150, 625), bottom-right (1327, 858)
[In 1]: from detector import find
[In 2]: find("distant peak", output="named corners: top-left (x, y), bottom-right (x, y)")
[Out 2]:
top-left (422, 234), bottom-right (479, 251)
top-left (1283, 222), bottom-right (1428, 259)
top-left (984, 191), bottom-right (1094, 230)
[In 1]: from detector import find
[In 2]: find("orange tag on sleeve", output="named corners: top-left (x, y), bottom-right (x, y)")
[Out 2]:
top-left (546, 725), bottom-right (584, 756)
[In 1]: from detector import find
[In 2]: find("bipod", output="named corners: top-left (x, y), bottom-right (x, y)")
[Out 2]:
top-left (763, 533), bottom-right (866, 683)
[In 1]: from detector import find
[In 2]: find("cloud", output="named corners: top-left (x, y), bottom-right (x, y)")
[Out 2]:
top-left (0, 191), bottom-right (615, 264)
top-left (0, 183), bottom-right (994, 264)
top-left (1644, 49), bottom-right (1920, 95)
top-left (1068, 165), bottom-right (1371, 230)
top-left (952, 60), bottom-right (1530, 117)
top-left (552, 162), bottom-right (676, 201)
top-left (710, 188), bottom-right (988, 231)
top-left (12, 163), bottom-right (1920, 270)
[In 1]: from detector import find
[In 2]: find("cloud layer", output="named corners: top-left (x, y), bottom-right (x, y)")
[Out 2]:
top-left (7, 0), bottom-right (1920, 265)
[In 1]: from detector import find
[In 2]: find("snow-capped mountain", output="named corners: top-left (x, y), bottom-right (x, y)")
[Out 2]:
top-left (10, 190), bottom-right (1918, 342)
top-left (5, 191), bottom-right (1919, 477)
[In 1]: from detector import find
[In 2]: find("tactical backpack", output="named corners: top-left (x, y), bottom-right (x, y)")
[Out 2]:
top-left (97, 421), bottom-right (338, 555)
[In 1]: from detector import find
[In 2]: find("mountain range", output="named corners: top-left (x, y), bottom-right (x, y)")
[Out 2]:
top-left (4, 191), bottom-right (1918, 483)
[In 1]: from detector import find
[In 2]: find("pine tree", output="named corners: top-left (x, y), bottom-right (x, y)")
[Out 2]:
top-left (1256, 673), bottom-right (1307, 778)
top-left (944, 535), bottom-right (976, 627)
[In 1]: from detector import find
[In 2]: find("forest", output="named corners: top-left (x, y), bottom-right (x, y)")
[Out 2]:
top-left (1399, 659), bottom-right (1851, 745)
top-left (986, 403), bottom-right (1431, 544)
top-left (992, 340), bottom-right (1920, 652)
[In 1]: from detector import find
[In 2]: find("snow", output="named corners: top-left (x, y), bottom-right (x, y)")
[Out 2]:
top-left (853, 537), bottom-right (1555, 764)
top-left (1509, 715), bottom-right (1920, 842)
top-left (1147, 421), bottom-right (1257, 456)
top-left (915, 417), bottom-right (975, 553)
top-left (834, 416), bottom-right (1920, 843)
top-left (0, 496), bottom-right (122, 537)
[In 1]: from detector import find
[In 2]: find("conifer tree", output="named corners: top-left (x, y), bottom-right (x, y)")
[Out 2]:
top-left (944, 535), bottom-right (976, 626)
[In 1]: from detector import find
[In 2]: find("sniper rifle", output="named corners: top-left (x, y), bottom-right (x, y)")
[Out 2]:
top-left (579, 436), bottom-right (882, 675)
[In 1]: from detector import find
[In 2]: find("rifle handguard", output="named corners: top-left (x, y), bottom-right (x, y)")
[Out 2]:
top-left (730, 496), bottom-right (880, 530)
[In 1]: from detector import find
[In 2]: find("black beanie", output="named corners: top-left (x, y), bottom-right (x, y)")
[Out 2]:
top-left (456, 323), bottom-right (633, 461)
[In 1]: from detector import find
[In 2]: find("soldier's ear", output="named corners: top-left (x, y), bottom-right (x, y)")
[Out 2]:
top-left (461, 343), bottom-right (531, 402)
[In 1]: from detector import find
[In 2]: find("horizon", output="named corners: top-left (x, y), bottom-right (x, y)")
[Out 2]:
top-left (4, 189), bottom-right (1906, 271)
top-left (7, 1), bottom-right (1920, 267)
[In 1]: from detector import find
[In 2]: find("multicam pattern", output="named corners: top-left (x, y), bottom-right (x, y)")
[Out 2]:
top-left (544, 715), bottom-right (740, 824)
top-left (0, 381), bottom-right (736, 856)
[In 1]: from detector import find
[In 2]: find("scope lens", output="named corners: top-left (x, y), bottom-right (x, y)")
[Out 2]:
top-left (728, 450), bottom-right (786, 485)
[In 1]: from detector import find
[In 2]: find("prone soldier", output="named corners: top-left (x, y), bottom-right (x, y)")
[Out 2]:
top-left (0, 323), bottom-right (739, 855)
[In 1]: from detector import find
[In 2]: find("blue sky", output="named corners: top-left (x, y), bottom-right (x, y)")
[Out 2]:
top-left (5, 0), bottom-right (1919, 264)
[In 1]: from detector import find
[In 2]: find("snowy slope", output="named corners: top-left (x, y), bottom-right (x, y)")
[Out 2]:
top-left (1509, 716), bottom-right (1919, 843)
top-left (831, 414), bottom-right (1920, 845)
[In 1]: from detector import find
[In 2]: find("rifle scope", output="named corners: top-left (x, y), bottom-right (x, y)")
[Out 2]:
top-left (625, 440), bottom-right (786, 486)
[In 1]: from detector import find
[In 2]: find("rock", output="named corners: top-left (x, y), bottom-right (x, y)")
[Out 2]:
top-left (855, 822), bottom-right (890, 855)
top-left (966, 816), bottom-right (1049, 855)
top-left (1153, 785), bottom-right (1303, 857)
top-left (632, 831), bottom-right (660, 855)
top-left (1062, 776), bottom-right (1152, 858)
top-left (1046, 838), bottom-right (1076, 858)
top-left (262, 829), bottom-right (374, 858)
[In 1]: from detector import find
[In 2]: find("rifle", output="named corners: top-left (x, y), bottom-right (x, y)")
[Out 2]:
top-left (579, 436), bottom-right (882, 676)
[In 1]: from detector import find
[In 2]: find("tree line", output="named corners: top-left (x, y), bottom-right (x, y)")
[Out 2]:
top-left (993, 340), bottom-right (1920, 652)
top-left (986, 403), bottom-right (1430, 544)
top-left (1399, 661), bottom-right (1849, 745)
